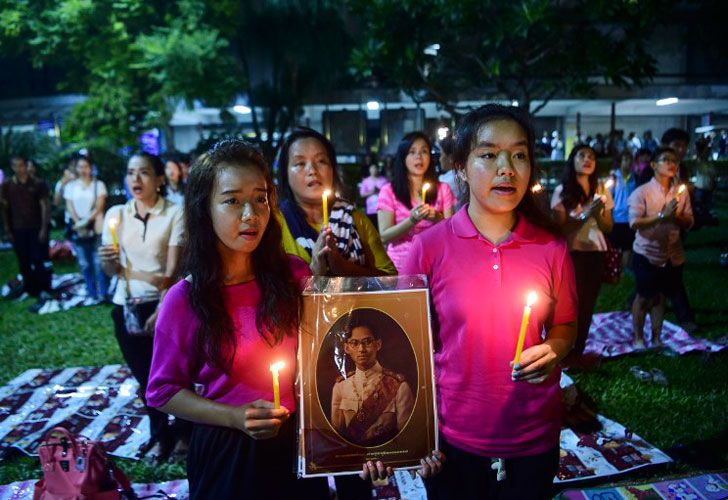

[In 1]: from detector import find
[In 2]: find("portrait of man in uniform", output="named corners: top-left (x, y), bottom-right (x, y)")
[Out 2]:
top-left (330, 309), bottom-right (415, 447)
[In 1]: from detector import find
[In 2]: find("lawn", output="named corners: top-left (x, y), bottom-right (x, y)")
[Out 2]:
top-left (1, 195), bottom-right (727, 490)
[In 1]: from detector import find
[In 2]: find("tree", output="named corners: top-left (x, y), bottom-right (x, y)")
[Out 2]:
top-left (208, 0), bottom-right (353, 159)
top-left (348, 0), bottom-right (668, 117)
top-left (0, 0), bottom-right (239, 149)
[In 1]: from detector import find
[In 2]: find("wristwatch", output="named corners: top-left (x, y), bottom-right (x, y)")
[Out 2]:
top-left (657, 211), bottom-right (665, 220)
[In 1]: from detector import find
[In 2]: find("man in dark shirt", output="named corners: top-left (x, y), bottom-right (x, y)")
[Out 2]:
top-left (0, 155), bottom-right (52, 304)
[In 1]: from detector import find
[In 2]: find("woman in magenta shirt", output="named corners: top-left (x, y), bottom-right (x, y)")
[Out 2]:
top-left (377, 132), bottom-right (456, 271)
top-left (146, 140), bottom-right (328, 499)
top-left (402, 105), bottom-right (577, 499)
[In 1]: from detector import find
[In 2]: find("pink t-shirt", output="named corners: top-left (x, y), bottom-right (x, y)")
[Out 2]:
top-left (359, 175), bottom-right (389, 215)
top-left (401, 207), bottom-right (577, 458)
top-left (377, 182), bottom-right (456, 272)
top-left (146, 256), bottom-right (311, 413)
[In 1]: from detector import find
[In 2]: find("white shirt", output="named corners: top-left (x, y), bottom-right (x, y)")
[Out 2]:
top-left (64, 179), bottom-right (107, 219)
top-left (102, 198), bottom-right (184, 305)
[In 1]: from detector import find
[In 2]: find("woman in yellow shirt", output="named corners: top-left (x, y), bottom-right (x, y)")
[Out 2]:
top-left (276, 127), bottom-right (395, 276)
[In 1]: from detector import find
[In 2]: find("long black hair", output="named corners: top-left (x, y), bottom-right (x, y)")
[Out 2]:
top-left (182, 139), bottom-right (300, 373)
top-left (392, 131), bottom-right (439, 208)
top-left (452, 104), bottom-right (560, 236)
top-left (275, 127), bottom-right (344, 203)
top-left (559, 144), bottom-right (598, 212)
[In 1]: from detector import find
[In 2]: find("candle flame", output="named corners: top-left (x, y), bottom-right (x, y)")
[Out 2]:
top-left (108, 218), bottom-right (119, 229)
top-left (422, 182), bottom-right (431, 193)
top-left (604, 179), bottom-right (614, 190)
top-left (270, 361), bottom-right (285, 374)
top-left (322, 189), bottom-right (332, 199)
top-left (677, 184), bottom-right (686, 195)
top-left (531, 183), bottom-right (543, 193)
top-left (526, 291), bottom-right (537, 307)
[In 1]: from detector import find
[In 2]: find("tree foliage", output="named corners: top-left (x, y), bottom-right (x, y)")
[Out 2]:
top-left (0, 0), bottom-right (239, 148)
top-left (348, 0), bottom-right (669, 116)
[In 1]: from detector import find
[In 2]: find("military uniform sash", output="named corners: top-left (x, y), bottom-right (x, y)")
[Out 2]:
top-left (345, 370), bottom-right (402, 444)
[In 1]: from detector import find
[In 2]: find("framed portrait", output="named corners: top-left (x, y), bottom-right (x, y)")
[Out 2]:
top-left (297, 276), bottom-right (438, 477)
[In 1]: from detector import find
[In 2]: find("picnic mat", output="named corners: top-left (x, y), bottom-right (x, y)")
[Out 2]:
top-left (557, 471), bottom-right (728, 499)
top-left (0, 365), bottom-right (149, 459)
top-left (585, 311), bottom-right (726, 357)
top-left (0, 367), bottom-right (672, 495)
top-left (0, 478), bottom-right (189, 500)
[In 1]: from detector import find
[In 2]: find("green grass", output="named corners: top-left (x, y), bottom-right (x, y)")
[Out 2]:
top-left (1, 197), bottom-right (727, 488)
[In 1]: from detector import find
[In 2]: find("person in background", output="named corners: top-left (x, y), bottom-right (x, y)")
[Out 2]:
top-left (642, 130), bottom-right (658, 154)
top-left (551, 145), bottom-right (613, 367)
top-left (403, 104), bottom-right (575, 499)
top-left (550, 131), bottom-right (564, 160)
top-left (540, 131), bottom-right (552, 157)
top-left (164, 157), bottom-right (185, 206)
top-left (0, 155), bottom-right (52, 310)
top-left (693, 137), bottom-right (717, 228)
top-left (628, 147), bottom-right (694, 348)
top-left (53, 156), bottom-right (79, 232)
top-left (438, 136), bottom-right (463, 205)
top-left (659, 127), bottom-right (698, 333)
top-left (65, 155), bottom-right (108, 304)
top-left (358, 163), bottom-right (388, 230)
top-left (178, 154), bottom-right (191, 183)
top-left (277, 127), bottom-right (396, 277)
top-left (627, 132), bottom-right (641, 153)
top-left (608, 149), bottom-right (638, 270)
top-left (99, 152), bottom-right (190, 463)
top-left (634, 148), bottom-right (654, 186)
top-left (661, 128), bottom-right (690, 183)
top-left (377, 132), bottom-right (455, 272)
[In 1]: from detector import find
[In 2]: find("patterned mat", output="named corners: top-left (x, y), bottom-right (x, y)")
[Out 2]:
top-left (0, 367), bottom-right (673, 496)
top-left (0, 365), bottom-right (148, 459)
top-left (585, 311), bottom-right (726, 357)
top-left (557, 472), bottom-right (728, 499)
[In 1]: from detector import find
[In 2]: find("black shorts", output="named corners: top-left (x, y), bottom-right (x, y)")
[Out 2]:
top-left (632, 252), bottom-right (682, 300)
top-left (187, 417), bottom-right (328, 500)
top-left (607, 223), bottom-right (635, 252)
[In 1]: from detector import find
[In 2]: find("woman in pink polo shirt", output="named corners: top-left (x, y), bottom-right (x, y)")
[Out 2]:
top-left (146, 140), bottom-right (328, 499)
top-left (402, 105), bottom-right (577, 499)
top-left (377, 132), bottom-right (456, 271)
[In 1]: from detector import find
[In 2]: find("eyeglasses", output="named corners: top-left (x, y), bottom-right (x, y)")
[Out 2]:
top-left (345, 337), bottom-right (377, 348)
top-left (656, 157), bottom-right (678, 165)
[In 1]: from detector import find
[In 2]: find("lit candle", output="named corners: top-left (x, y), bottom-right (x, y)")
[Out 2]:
top-left (600, 179), bottom-right (614, 202)
top-left (677, 184), bottom-right (686, 197)
top-left (270, 361), bottom-right (285, 409)
top-left (421, 182), bottom-right (431, 204)
top-left (108, 218), bottom-right (119, 249)
top-left (513, 292), bottom-right (538, 366)
top-left (322, 190), bottom-right (331, 227)
top-left (531, 183), bottom-right (543, 194)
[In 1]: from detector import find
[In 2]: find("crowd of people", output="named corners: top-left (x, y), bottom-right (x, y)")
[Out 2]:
top-left (0, 105), bottom-right (719, 499)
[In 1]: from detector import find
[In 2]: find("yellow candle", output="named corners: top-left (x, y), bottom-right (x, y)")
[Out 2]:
top-left (108, 218), bottom-right (119, 249)
top-left (421, 182), bottom-right (431, 204)
top-left (322, 190), bottom-right (331, 227)
top-left (513, 292), bottom-right (538, 366)
top-left (270, 361), bottom-right (285, 409)
top-left (531, 183), bottom-right (543, 194)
